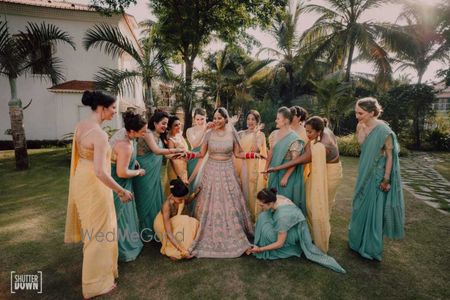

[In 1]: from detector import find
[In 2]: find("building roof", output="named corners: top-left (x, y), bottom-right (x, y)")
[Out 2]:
top-left (0, 0), bottom-right (92, 11)
top-left (48, 80), bottom-right (96, 93)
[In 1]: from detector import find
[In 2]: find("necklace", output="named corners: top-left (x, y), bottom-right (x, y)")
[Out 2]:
top-left (215, 129), bottom-right (226, 137)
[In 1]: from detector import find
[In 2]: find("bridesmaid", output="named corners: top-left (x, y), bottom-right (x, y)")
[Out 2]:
top-left (64, 91), bottom-right (133, 299)
top-left (236, 110), bottom-right (268, 221)
top-left (248, 188), bottom-right (345, 274)
top-left (186, 108), bottom-right (207, 188)
top-left (154, 178), bottom-right (201, 260)
top-left (164, 115), bottom-right (190, 196)
top-left (266, 116), bottom-right (343, 253)
top-left (290, 106), bottom-right (309, 143)
top-left (109, 110), bottom-right (148, 262)
top-left (290, 106), bottom-right (310, 180)
top-left (348, 97), bottom-right (405, 260)
top-left (265, 107), bottom-right (306, 214)
top-left (133, 110), bottom-right (185, 241)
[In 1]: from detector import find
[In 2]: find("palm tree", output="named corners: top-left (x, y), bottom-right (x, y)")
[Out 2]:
top-left (310, 71), bottom-right (353, 131)
top-left (83, 24), bottom-right (173, 118)
top-left (385, 2), bottom-right (450, 84)
top-left (301, 0), bottom-right (393, 82)
top-left (258, 0), bottom-right (304, 103)
top-left (0, 21), bottom-right (75, 170)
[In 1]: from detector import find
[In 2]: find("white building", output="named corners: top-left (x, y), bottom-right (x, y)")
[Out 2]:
top-left (433, 81), bottom-right (450, 118)
top-left (0, 0), bottom-right (146, 142)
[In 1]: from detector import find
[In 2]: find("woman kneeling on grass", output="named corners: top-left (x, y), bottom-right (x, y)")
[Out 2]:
top-left (248, 188), bottom-right (345, 273)
top-left (154, 178), bottom-right (201, 260)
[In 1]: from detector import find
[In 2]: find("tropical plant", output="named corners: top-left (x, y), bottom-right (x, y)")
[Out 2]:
top-left (83, 24), bottom-right (173, 118)
top-left (309, 71), bottom-right (353, 131)
top-left (0, 21), bottom-right (75, 170)
top-left (258, 0), bottom-right (304, 104)
top-left (301, 0), bottom-right (393, 82)
top-left (384, 1), bottom-right (450, 84)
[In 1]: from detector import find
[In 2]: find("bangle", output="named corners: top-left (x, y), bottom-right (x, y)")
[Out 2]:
top-left (117, 189), bottom-right (125, 197)
top-left (381, 178), bottom-right (390, 184)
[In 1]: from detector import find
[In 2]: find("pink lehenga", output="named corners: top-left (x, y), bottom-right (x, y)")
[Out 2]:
top-left (189, 129), bottom-right (254, 258)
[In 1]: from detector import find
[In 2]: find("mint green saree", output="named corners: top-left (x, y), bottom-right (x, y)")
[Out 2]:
top-left (348, 123), bottom-right (405, 260)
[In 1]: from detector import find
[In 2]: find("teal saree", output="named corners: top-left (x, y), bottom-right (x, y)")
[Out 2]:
top-left (111, 141), bottom-right (143, 262)
top-left (133, 138), bottom-right (165, 241)
top-left (348, 123), bottom-right (405, 260)
top-left (268, 132), bottom-right (306, 214)
top-left (254, 200), bottom-right (345, 273)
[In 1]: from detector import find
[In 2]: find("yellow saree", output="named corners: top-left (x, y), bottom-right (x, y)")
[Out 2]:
top-left (292, 126), bottom-right (311, 182)
top-left (235, 130), bottom-right (268, 221)
top-left (64, 129), bottom-right (118, 299)
top-left (305, 142), bottom-right (342, 253)
top-left (153, 201), bottom-right (199, 259)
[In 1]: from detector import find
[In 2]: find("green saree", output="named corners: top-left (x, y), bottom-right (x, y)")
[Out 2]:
top-left (268, 132), bottom-right (306, 214)
top-left (133, 137), bottom-right (165, 241)
top-left (254, 197), bottom-right (345, 273)
top-left (348, 123), bottom-right (405, 260)
top-left (111, 140), bottom-right (143, 262)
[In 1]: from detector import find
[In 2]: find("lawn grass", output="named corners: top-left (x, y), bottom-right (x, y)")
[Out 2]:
top-left (0, 149), bottom-right (449, 299)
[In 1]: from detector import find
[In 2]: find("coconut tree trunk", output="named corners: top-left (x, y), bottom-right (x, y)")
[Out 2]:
top-left (144, 78), bottom-right (153, 121)
top-left (183, 58), bottom-right (195, 136)
top-left (345, 42), bottom-right (355, 82)
top-left (8, 77), bottom-right (29, 170)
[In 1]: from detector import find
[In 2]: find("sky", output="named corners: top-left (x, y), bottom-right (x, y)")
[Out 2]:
top-left (122, 0), bottom-right (447, 83)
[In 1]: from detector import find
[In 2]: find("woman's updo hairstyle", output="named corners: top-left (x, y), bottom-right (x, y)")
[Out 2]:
top-left (247, 110), bottom-right (261, 124)
top-left (193, 108), bottom-right (207, 118)
top-left (149, 109), bottom-right (170, 131)
top-left (277, 106), bottom-right (293, 123)
top-left (305, 116), bottom-right (326, 134)
top-left (170, 178), bottom-right (190, 197)
top-left (290, 106), bottom-right (309, 122)
top-left (168, 115), bottom-right (180, 130)
top-left (81, 90), bottom-right (116, 110)
top-left (213, 107), bottom-right (229, 123)
top-left (256, 188), bottom-right (278, 204)
top-left (357, 97), bottom-right (383, 117)
top-left (122, 109), bottom-right (147, 132)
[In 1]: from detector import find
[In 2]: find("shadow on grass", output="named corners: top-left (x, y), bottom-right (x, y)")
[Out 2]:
top-left (0, 151), bottom-right (449, 299)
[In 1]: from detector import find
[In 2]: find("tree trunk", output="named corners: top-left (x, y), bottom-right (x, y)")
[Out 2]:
top-left (144, 78), bottom-right (153, 121)
top-left (345, 43), bottom-right (355, 82)
top-left (8, 77), bottom-right (29, 170)
top-left (182, 58), bottom-right (195, 136)
top-left (288, 68), bottom-right (295, 105)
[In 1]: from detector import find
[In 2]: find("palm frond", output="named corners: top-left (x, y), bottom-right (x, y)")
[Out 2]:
top-left (84, 24), bottom-right (142, 64)
top-left (94, 67), bottom-right (141, 95)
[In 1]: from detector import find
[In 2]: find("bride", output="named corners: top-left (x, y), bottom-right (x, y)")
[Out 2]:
top-left (186, 107), bottom-right (265, 258)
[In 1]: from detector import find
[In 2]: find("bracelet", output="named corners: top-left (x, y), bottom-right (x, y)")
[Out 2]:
top-left (381, 178), bottom-right (390, 184)
top-left (245, 152), bottom-right (256, 159)
top-left (117, 189), bottom-right (125, 197)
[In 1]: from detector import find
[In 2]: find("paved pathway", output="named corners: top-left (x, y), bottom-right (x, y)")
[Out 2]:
top-left (401, 152), bottom-right (450, 214)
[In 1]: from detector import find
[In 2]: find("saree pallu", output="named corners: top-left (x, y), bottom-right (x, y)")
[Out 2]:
top-left (235, 132), bottom-right (268, 222)
top-left (348, 124), bottom-right (405, 260)
top-left (254, 203), bottom-right (345, 273)
top-left (268, 132), bottom-right (306, 214)
top-left (189, 158), bottom-right (254, 258)
top-left (111, 142), bottom-right (143, 262)
top-left (153, 202), bottom-right (199, 259)
top-left (133, 148), bottom-right (164, 241)
top-left (64, 132), bottom-right (118, 299)
top-left (305, 142), bottom-right (343, 253)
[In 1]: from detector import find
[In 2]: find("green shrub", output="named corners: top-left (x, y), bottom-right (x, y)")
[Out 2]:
top-left (427, 129), bottom-right (450, 151)
top-left (337, 134), bottom-right (361, 157)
